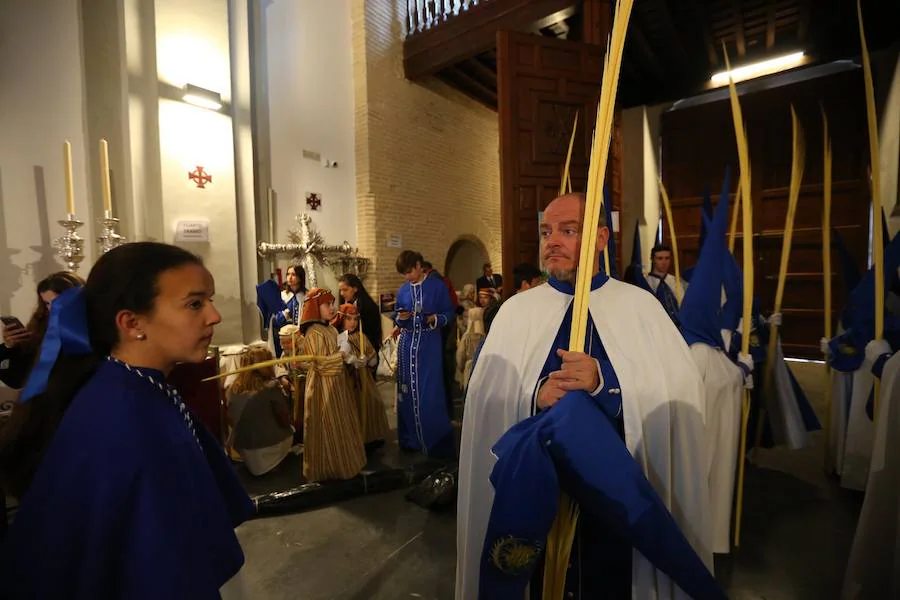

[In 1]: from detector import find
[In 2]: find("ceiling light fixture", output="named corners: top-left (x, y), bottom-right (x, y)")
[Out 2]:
top-left (182, 84), bottom-right (223, 111)
top-left (711, 51), bottom-right (806, 86)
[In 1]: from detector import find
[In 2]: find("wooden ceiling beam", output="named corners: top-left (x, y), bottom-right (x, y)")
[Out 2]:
top-left (733, 0), bottom-right (747, 57)
top-left (688, 0), bottom-right (720, 69)
top-left (440, 66), bottom-right (498, 110)
top-left (462, 56), bottom-right (498, 90)
top-left (646, 0), bottom-right (692, 75)
top-left (404, 0), bottom-right (579, 79)
top-left (630, 20), bottom-right (667, 82)
top-left (765, 0), bottom-right (777, 49)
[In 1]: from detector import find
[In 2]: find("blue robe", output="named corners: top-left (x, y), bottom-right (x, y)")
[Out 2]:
top-left (480, 275), bottom-right (722, 600)
top-left (1, 360), bottom-right (253, 599)
top-left (647, 273), bottom-right (681, 327)
top-left (273, 292), bottom-right (303, 331)
top-left (395, 276), bottom-right (455, 456)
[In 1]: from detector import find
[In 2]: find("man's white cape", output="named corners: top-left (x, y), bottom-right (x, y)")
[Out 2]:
top-left (456, 279), bottom-right (714, 599)
top-left (842, 351), bottom-right (900, 598)
top-left (688, 343), bottom-right (743, 554)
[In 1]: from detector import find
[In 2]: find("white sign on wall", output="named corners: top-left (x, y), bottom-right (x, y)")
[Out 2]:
top-left (175, 219), bottom-right (210, 243)
top-left (387, 233), bottom-right (402, 248)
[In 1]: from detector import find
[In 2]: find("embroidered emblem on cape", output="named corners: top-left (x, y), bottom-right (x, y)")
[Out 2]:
top-left (490, 535), bottom-right (543, 575)
top-left (840, 344), bottom-right (857, 355)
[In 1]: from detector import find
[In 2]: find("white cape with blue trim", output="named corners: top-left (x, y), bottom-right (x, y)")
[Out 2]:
top-left (455, 278), bottom-right (714, 599)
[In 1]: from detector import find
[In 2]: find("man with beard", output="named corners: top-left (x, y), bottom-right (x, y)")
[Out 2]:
top-left (456, 192), bottom-right (716, 599)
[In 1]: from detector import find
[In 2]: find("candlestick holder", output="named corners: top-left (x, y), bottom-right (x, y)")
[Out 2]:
top-left (53, 213), bottom-right (86, 273)
top-left (97, 210), bottom-right (126, 255)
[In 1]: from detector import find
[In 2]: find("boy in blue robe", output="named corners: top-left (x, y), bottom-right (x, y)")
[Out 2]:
top-left (394, 250), bottom-right (456, 457)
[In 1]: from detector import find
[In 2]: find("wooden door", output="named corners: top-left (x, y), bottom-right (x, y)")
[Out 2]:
top-left (497, 30), bottom-right (622, 296)
top-left (661, 67), bottom-right (870, 358)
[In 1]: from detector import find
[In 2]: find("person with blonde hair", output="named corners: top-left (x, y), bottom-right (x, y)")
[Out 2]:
top-left (455, 306), bottom-right (485, 390)
top-left (226, 345), bottom-right (294, 476)
top-left (336, 304), bottom-right (390, 449)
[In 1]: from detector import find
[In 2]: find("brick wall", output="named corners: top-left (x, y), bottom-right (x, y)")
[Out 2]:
top-left (352, 0), bottom-right (501, 298)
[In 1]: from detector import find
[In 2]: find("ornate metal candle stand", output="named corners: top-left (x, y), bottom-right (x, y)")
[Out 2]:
top-left (97, 211), bottom-right (126, 255)
top-left (53, 214), bottom-right (86, 273)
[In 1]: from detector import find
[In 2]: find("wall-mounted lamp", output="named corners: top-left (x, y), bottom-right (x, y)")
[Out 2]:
top-left (710, 51), bottom-right (806, 87)
top-left (182, 84), bottom-right (223, 111)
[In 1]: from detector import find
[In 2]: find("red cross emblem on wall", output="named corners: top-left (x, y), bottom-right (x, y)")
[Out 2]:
top-left (188, 166), bottom-right (212, 189)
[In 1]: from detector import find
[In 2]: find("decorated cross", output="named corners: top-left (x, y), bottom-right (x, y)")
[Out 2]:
top-left (306, 192), bottom-right (321, 211)
top-left (256, 211), bottom-right (370, 287)
top-left (189, 166), bottom-right (212, 189)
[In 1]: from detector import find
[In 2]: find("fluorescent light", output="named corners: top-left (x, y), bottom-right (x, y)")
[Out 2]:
top-left (711, 51), bottom-right (806, 86)
top-left (182, 84), bottom-right (222, 111)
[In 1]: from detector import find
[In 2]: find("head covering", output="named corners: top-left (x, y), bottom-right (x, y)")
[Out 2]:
top-left (462, 283), bottom-right (476, 302)
top-left (478, 288), bottom-right (493, 304)
top-left (830, 229), bottom-right (900, 368)
top-left (627, 219), bottom-right (653, 293)
top-left (466, 307), bottom-right (485, 336)
top-left (299, 288), bottom-right (334, 326)
top-left (256, 279), bottom-right (286, 356)
top-left (678, 168), bottom-right (732, 349)
top-left (334, 302), bottom-right (360, 331)
top-left (20, 286), bottom-right (91, 402)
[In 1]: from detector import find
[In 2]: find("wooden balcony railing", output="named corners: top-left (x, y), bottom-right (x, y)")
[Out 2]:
top-left (407, 0), bottom-right (491, 36)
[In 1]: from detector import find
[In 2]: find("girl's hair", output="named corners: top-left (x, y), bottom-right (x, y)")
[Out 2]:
top-left (339, 273), bottom-right (377, 310)
top-left (0, 242), bottom-right (203, 498)
top-left (228, 346), bottom-right (275, 396)
top-left (23, 272), bottom-right (85, 354)
top-left (283, 263), bottom-right (307, 294)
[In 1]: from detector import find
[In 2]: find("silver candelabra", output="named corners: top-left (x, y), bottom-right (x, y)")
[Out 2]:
top-left (53, 214), bottom-right (86, 273)
top-left (97, 210), bottom-right (126, 255)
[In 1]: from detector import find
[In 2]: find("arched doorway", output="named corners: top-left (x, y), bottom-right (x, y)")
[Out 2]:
top-left (445, 236), bottom-right (489, 293)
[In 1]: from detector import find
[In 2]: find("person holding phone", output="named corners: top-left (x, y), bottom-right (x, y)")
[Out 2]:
top-left (0, 272), bottom-right (84, 389)
top-left (393, 250), bottom-right (455, 458)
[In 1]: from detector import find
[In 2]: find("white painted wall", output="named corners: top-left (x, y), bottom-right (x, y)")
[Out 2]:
top-left (265, 0), bottom-right (357, 259)
top-left (0, 0), bottom-right (94, 327)
top-left (155, 0), bottom-right (243, 343)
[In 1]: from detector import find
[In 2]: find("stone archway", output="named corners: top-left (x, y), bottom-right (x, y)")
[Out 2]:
top-left (444, 235), bottom-right (489, 293)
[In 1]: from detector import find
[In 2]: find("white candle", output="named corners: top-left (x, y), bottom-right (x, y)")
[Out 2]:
top-left (99, 139), bottom-right (111, 214)
top-left (63, 141), bottom-right (75, 215)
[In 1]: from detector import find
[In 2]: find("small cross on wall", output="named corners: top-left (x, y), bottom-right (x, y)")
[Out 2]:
top-left (306, 192), bottom-right (322, 211)
top-left (188, 166), bottom-right (212, 189)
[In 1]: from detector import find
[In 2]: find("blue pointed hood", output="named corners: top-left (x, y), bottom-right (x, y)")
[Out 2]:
top-left (627, 219), bottom-right (653, 293)
top-left (837, 229), bottom-right (900, 351)
top-left (678, 169), bottom-right (732, 349)
top-left (699, 185), bottom-right (713, 250)
top-left (719, 251), bottom-right (743, 334)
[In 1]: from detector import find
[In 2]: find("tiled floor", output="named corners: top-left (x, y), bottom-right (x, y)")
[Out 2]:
top-left (234, 361), bottom-right (861, 599)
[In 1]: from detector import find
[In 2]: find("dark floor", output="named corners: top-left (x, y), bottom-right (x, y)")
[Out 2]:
top-left (234, 362), bottom-right (862, 599)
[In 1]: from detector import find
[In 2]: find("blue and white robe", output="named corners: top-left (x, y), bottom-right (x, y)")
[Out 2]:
top-left (457, 274), bottom-right (714, 600)
top-left (394, 276), bottom-right (455, 456)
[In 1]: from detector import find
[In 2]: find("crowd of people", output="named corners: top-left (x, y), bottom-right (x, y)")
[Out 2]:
top-left (0, 185), bottom-right (896, 597)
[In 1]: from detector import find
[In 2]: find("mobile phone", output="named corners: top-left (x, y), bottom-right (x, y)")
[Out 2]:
top-left (1, 316), bottom-right (24, 329)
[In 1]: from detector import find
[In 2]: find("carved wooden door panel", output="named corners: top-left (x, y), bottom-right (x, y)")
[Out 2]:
top-left (497, 30), bottom-right (621, 295)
